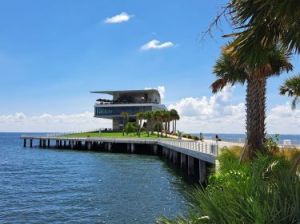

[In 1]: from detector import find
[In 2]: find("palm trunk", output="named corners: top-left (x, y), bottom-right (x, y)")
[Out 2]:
top-left (122, 118), bottom-right (125, 136)
top-left (165, 122), bottom-right (168, 137)
top-left (175, 120), bottom-right (177, 133)
top-left (241, 76), bottom-right (266, 161)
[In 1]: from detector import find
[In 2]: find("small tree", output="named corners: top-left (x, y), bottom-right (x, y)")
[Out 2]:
top-left (120, 112), bottom-right (129, 136)
top-left (125, 122), bottom-right (136, 136)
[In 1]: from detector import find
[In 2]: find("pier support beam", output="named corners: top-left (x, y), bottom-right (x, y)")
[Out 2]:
top-left (23, 139), bottom-right (26, 147)
top-left (168, 150), bottom-right (173, 161)
top-left (172, 151), bottom-right (180, 167)
top-left (165, 148), bottom-right (169, 159)
top-left (188, 156), bottom-right (195, 177)
top-left (198, 160), bottom-right (207, 184)
top-left (87, 142), bottom-right (92, 150)
top-left (56, 140), bottom-right (59, 148)
top-left (47, 139), bottom-right (50, 147)
top-left (130, 143), bottom-right (135, 153)
top-left (30, 139), bottom-right (33, 148)
top-left (152, 144), bottom-right (158, 155)
top-left (107, 143), bottom-right (112, 152)
top-left (180, 153), bottom-right (187, 170)
top-left (70, 141), bottom-right (74, 149)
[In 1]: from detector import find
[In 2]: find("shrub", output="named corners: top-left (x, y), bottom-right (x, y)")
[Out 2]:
top-left (158, 149), bottom-right (300, 224)
top-left (193, 136), bottom-right (200, 141)
top-left (187, 134), bottom-right (192, 139)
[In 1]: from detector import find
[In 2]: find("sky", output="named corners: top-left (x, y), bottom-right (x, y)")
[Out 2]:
top-left (0, 0), bottom-right (299, 134)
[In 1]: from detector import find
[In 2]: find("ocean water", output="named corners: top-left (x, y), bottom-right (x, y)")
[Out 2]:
top-left (0, 133), bottom-right (191, 224)
top-left (192, 133), bottom-right (300, 145)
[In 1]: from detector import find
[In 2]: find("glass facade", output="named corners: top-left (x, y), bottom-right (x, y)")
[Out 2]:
top-left (95, 106), bottom-right (154, 117)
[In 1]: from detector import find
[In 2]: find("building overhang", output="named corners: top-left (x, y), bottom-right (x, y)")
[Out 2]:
top-left (91, 89), bottom-right (160, 95)
top-left (94, 103), bottom-right (166, 108)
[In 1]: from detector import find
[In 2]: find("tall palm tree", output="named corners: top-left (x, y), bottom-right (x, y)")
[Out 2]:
top-left (170, 109), bottom-right (180, 133)
top-left (136, 112), bottom-right (144, 137)
top-left (154, 110), bottom-right (163, 137)
top-left (120, 112), bottom-right (129, 136)
top-left (161, 111), bottom-right (170, 137)
top-left (220, 0), bottom-right (300, 63)
top-left (280, 75), bottom-right (300, 110)
top-left (144, 111), bottom-right (153, 137)
top-left (212, 44), bottom-right (292, 161)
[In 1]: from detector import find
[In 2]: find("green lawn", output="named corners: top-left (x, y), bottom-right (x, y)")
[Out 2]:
top-left (63, 131), bottom-right (169, 139)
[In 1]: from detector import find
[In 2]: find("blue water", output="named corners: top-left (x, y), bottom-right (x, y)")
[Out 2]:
top-left (0, 133), bottom-right (191, 223)
top-left (192, 133), bottom-right (300, 145)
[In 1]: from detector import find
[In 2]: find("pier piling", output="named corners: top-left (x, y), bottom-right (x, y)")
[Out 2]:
top-left (21, 136), bottom-right (217, 184)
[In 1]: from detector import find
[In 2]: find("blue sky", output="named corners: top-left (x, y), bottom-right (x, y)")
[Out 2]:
top-left (0, 0), bottom-right (299, 133)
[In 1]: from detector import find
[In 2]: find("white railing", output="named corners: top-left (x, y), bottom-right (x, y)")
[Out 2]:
top-left (159, 139), bottom-right (218, 156)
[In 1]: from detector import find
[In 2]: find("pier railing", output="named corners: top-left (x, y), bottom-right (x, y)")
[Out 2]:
top-left (159, 139), bottom-right (218, 156)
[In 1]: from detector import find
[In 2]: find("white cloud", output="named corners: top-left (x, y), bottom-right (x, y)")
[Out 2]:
top-left (168, 86), bottom-right (246, 133)
top-left (266, 104), bottom-right (300, 134)
top-left (0, 112), bottom-right (111, 133)
top-left (140, 39), bottom-right (174, 51)
top-left (168, 86), bottom-right (300, 134)
top-left (104, 12), bottom-right (132, 24)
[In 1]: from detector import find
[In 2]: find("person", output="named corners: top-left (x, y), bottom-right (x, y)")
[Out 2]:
top-left (199, 133), bottom-right (204, 141)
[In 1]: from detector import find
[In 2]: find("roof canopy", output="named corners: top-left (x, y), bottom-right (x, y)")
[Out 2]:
top-left (91, 89), bottom-right (160, 96)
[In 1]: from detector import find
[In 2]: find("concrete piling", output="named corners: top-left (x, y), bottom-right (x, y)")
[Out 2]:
top-left (188, 156), bottom-right (195, 177)
top-left (130, 143), bottom-right (135, 153)
top-left (180, 153), bottom-right (187, 170)
top-left (198, 160), bottom-right (207, 184)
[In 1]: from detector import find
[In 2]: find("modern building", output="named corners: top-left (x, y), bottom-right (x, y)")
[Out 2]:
top-left (91, 89), bottom-right (166, 130)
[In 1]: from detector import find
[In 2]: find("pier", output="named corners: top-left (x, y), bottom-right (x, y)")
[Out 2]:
top-left (21, 136), bottom-right (219, 184)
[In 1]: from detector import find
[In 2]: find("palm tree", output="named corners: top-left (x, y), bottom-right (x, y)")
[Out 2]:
top-left (280, 75), bottom-right (300, 110)
top-left (136, 112), bottom-right (144, 137)
top-left (212, 44), bottom-right (292, 161)
top-left (120, 112), bottom-right (129, 136)
top-left (161, 111), bottom-right (170, 137)
top-left (144, 111), bottom-right (154, 137)
top-left (170, 109), bottom-right (180, 133)
top-left (218, 0), bottom-right (300, 63)
top-left (154, 110), bottom-right (163, 137)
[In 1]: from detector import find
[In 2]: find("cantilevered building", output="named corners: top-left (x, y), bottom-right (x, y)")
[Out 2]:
top-left (91, 89), bottom-right (166, 130)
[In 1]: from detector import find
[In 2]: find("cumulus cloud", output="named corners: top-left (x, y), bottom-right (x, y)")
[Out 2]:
top-left (0, 112), bottom-right (111, 133)
top-left (168, 86), bottom-right (300, 134)
top-left (168, 86), bottom-right (246, 133)
top-left (104, 12), bottom-right (133, 24)
top-left (140, 39), bottom-right (174, 51)
top-left (266, 104), bottom-right (300, 134)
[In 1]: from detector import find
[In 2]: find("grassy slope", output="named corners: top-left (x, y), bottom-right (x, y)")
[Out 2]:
top-left (63, 131), bottom-right (169, 139)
